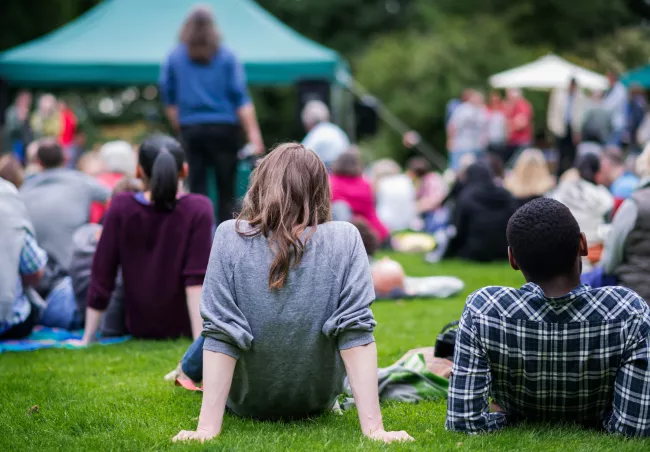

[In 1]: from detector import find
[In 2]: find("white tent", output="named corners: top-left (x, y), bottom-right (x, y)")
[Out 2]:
top-left (489, 54), bottom-right (609, 91)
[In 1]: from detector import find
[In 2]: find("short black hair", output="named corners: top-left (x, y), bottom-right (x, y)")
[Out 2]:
top-left (506, 198), bottom-right (581, 281)
top-left (37, 139), bottom-right (65, 169)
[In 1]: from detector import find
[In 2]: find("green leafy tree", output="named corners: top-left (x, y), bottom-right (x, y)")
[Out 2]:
top-left (355, 16), bottom-right (532, 161)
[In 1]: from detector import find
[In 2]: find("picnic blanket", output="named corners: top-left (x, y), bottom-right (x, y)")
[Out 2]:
top-left (174, 352), bottom-right (449, 408)
top-left (341, 352), bottom-right (448, 409)
top-left (376, 276), bottom-right (464, 300)
top-left (0, 326), bottom-right (130, 353)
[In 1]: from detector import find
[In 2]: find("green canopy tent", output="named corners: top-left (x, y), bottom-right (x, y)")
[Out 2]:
top-left (622, 64), bottom-right (650, 88)
top-left (0, 0), bottom-right (347, 211)
top-left (0, 0), bottom-right (345, 86)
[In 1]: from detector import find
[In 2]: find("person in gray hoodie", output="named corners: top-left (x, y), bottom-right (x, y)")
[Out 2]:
top-left (172, 143), bottom-right (413, 445)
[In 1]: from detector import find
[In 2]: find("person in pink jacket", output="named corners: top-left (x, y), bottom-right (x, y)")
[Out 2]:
top-left (329, 152), bottom-right (390, 243)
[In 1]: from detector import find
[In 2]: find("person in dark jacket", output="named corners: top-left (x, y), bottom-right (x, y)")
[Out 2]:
top-left (446, 162), bottom-right (517, 261)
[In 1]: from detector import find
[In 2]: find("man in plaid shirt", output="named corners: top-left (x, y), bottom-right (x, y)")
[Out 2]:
top-left (446, 198), bottom-right (650, 437)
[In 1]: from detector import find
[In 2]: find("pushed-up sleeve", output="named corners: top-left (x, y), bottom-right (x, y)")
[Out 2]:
top-left (201, 223), bottom-right (253, 360)
top-left (159, 54), bottom-right (177, 106)
top-left (322, 227), bottom-right (377, 350)
top-left (228, 54), bottom-right (251, 109)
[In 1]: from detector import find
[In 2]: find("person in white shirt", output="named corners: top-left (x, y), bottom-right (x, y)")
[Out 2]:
top-left (301, 100), bottom-right (350, 169)
top-left (447, 91), bottom-right (488, 170)
top-left (603, 71), bottom-right (629, 146)
top-left (547, 78), bottom-right (587, 176)
top-left (369, 159), bottom-right (417, 232)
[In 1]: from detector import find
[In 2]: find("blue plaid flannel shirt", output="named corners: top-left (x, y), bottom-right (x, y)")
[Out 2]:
top-left (446, 283), bottom-right (650, 437)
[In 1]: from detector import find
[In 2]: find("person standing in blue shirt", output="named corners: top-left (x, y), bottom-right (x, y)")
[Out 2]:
top-left (160, 6), bottom-right (264, 225)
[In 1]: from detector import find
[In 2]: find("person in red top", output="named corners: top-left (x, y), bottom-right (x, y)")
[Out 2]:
top-left (88, 141), bottom-right (138, 223)
top-left (58, 101), bottom-right (77, 148)
top-left (329, 152), bottom-right (389, 243)
top-left (503, 88), bottom-right (534, 165)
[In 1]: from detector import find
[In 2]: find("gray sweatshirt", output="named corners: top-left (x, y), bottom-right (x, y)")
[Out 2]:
top-left (20, 168), bottom-right (110, 270)
top-left (201, 220), bottom-right (376, 420)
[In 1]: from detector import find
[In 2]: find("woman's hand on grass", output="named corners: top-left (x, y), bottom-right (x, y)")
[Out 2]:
top-left (172, 429), bottom-right (218, 443)
top-left (367, 429), bottom-right (414, 443)
top-left (65, 339), bottom-right (89, 348)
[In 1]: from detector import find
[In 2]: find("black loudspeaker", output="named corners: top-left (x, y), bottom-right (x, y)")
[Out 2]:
top-left (297, 79), bottom-right (331, 131)
top-left (355, 95), bottom-right (379, 140)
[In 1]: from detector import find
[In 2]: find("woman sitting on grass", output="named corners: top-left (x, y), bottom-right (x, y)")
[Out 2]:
top-left (173, 143), bottom-right (412, 444)
top-left (73, 135), bottom-right (214, 343)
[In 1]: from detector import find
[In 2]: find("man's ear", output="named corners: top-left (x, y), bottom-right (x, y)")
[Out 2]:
top-left (578, 232), bottom-right (588, 257)
top-left (180, 162), bottom-right (189, 179)
top-left (136, 165), bottom-right (144, 180)
top-left (508, 247), bottom-right (520, 271)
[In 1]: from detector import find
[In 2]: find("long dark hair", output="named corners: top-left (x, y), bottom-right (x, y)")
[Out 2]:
top-left (180, 6), bottom-right (220, 64)
top-left (237, 143), bottom-right (331, 290)
top-left (138, 135), bottom-right (185, 211)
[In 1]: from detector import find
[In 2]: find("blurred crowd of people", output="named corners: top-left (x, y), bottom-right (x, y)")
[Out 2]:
top-left (3, 5), bottom-right (650, 441)
top-left (4, 91), bottom-right (82, 167)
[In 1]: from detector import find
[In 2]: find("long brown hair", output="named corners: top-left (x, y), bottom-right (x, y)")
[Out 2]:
top-left (236, 143), bottom-right (331, 290)
top-left (180, 6), bottom-right (220, 64)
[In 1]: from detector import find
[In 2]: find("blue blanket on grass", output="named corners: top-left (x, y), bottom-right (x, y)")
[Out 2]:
top-left (0, 326), bottom-right (130, 353)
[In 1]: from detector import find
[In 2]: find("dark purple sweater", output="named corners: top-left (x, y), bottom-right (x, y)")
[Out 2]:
top-left (87, 193), bottom-right (214, 339)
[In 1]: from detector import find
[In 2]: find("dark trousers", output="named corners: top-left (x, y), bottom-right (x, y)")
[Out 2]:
top-left (181, 123), bottom-right (242, 225)
top-left (556, 124), bottom-right (576, 177)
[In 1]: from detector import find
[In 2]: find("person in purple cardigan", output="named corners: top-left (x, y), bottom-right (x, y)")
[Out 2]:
top-left (72, 135), bottom-right (214, 343)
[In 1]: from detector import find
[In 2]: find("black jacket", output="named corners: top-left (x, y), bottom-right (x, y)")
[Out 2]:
top-left (447, 164), bottom-right (517, 262)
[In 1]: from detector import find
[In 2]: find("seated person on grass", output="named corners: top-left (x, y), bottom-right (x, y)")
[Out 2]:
top-left (69, 177), bottom-right (143, 338)
top-left (446, 198), bottom-right (650, 437)
top-left (72, 135), bottom-right (214, 343)
top-left (172, 144), bottom-right (412, 444)
top-left (20, 139), bottom-right (111, 271)
top-left (0, 178), bottom-right (47, 340)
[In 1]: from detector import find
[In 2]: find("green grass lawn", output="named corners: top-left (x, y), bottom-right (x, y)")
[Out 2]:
top-left (1, 256), bottom-right (649, 451)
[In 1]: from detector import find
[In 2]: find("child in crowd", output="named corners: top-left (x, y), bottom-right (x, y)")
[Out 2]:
top-left (172, 143), bottom-right (412, 444)
top-left (72, 135), bottom-right (214, 342)
top-left (447, 198), bottom-right (650, 436)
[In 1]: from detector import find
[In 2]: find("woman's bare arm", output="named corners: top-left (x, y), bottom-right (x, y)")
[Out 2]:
top-left (173, 350), bottom-right (236, 443)
top-left (341, 342), bottom-right (413, 443)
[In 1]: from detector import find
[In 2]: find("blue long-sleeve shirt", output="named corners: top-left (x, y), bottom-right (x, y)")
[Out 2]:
top-left (159, 45), bottom-right (251, 126)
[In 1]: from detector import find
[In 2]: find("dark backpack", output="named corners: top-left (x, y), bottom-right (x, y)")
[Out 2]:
top-left (434, 320), bottom-right (459, 360)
